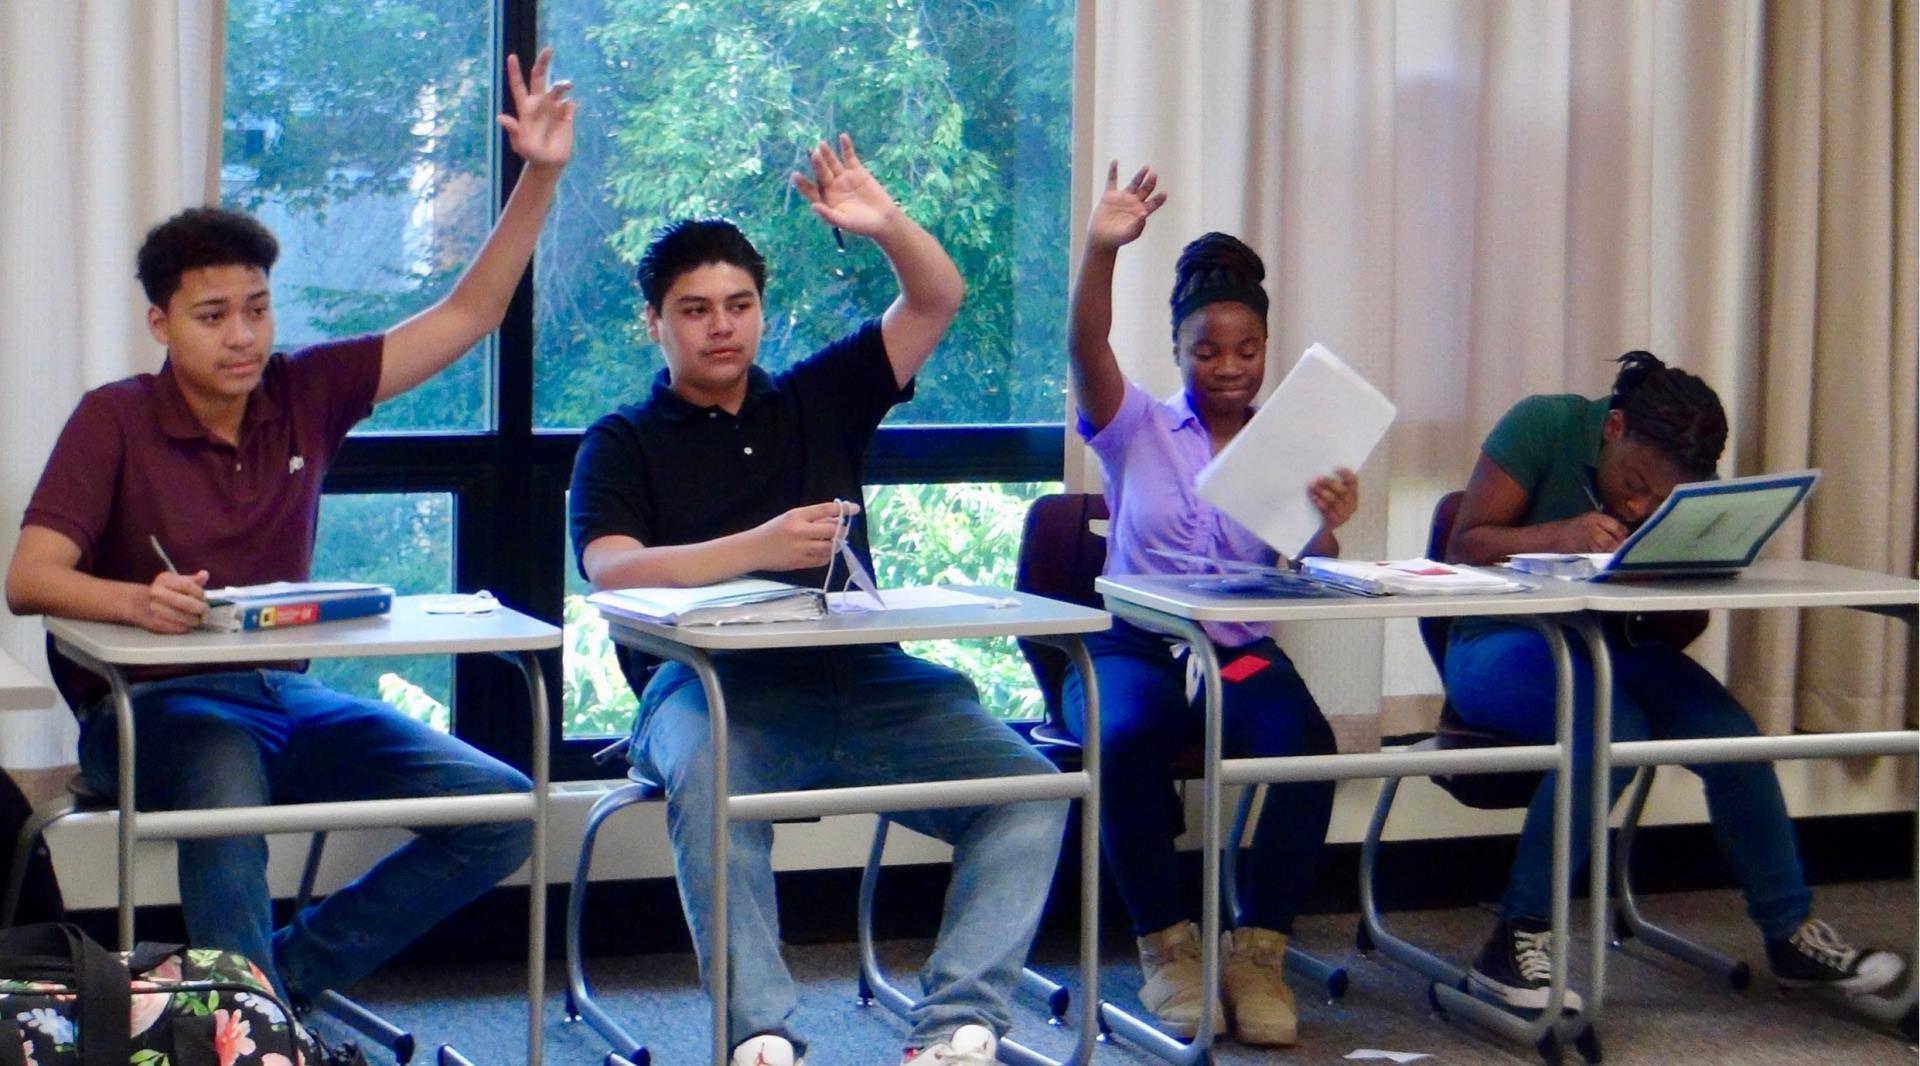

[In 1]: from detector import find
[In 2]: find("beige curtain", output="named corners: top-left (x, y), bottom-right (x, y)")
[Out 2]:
top-left (1072, 0), bottom-right (1914, 745)
top-left (0, 1), bottom-right (226, 778)
top-left (1732, 0), bottom-right (1917, 733)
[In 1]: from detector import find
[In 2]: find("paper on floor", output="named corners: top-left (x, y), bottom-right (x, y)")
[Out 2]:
top-left (1344, 1051), bottom-right (1431, 1064)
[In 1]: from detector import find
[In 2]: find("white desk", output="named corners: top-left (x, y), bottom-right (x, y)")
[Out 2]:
top-left (1095, 574), bottom-right (1594, 1061)
top-left (599, 589), bottom-right (1110, 1066)
top-left (1555, 559), bottom-right (1919, 1032)
top-left (46, 597), bottom-right (560, 1066)
top-left (0, 649), bottom-right (56, 712)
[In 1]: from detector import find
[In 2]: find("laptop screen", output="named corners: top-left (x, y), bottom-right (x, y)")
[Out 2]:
top-left (1607, 470), bottom-right (1819, 573)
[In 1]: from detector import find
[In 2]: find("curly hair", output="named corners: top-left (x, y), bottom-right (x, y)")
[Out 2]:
top-left (135, 207), bottom-right (279, 308)
top-left (1608, 350), bottom-right (1727, 479)
top-left (1168, 232), bottom-right (1268, 340)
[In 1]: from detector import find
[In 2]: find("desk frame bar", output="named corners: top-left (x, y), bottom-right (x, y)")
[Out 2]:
top-left (1102, 598), bottom-right (1588, 1061)
top-left (611, 625), bottom-right (1103, 1066)
top-left (55, 638), bottom-right (552, 1066)
top-left (1580, 604), bottom-right (1918, 1030)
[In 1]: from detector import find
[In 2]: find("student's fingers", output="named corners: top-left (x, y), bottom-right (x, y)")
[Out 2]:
top-left (1144, 191), bottom-right (1168, 215)
top-left (528, 46), bottom-right (554, 93)
top-left (504, 53), bottom-right (527, 110)
top-left (547, 79), bottom-right (574, 103)
top-left (792, 501), bottom-right (853, 522)
top-left (791, 172), bottom-right (822, 204)
top-left (838, 132), bottom-right (860, 169)
top-left (814, 140), bottom-right (843, 183)
top-left (155, 572), bottom-right (208, 600)
top-left (1126, 165), bottom-right (1149, 194)
top-left (1335, 467), bottom-right (1359, 487)
top-left (1138, 169), bottom-right (1158, 200)
top-left (496, 115), bottom-right (522, 139)
top-left (153, 587), bottom-right (208, 621)
top-left (1105, 160), bottom-right (1119, 190)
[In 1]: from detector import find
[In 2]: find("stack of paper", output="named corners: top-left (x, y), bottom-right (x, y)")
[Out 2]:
top-left (589, 580), bottom-right (826, 627)
top-left (1299, 558), bottom-right (1524, 596)
top-left (1503, 553), bottom-right (1612, 579)
top-left (1196, 343), bottom-right (1398, 560)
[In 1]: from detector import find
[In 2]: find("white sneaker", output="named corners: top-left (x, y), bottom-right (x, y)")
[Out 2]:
top-left (731, 1033), bottom-right (803, 1066)
top-left (899, 1022), bottom-right (998, 1065)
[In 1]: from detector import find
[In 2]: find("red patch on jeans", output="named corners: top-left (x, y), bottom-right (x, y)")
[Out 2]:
top-left (1219, 654), bottom-right (1271, 683)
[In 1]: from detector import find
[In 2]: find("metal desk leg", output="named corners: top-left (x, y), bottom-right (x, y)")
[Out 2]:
top-left (49, 638), bottom-right (141, 952)
top-left (1431, 617), bottom-right (1596, 1063)
top-left (509, 650), bottom-right (552, 1066)
top-left (848, 631), bottom-right (1101, 1066)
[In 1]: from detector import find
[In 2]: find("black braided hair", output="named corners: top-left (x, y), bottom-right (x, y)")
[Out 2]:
top-left (1169, 232), bottom-right (1268, 341)
top-left (1607, 350), bottom-right (1727, 479)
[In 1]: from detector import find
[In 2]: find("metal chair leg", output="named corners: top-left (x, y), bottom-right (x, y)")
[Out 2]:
top-left (3, 794), bottom-right (78, 927)
top-left (565, 783), bottom-right (656, 1064)
top-left (1611, 767), bottom-right (1750, 989)
top-left (296, 831), bottom-right (419, 1063)
top-left (1222, 784), bottom-right (1348, 999)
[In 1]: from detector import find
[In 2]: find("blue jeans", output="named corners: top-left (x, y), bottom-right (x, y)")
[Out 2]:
top-left (1060, 619), bottom-right (1336, 936)
top-left (77, 670), bottom-right (533, 1000)
top-left (632, 644), bottom-right (1067, 1051)
top-left (1445, 624), bottom-right (1810, 939)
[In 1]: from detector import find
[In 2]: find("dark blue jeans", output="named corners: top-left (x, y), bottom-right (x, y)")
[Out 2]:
top-left (78, 670), bottom-right (534, 1000)
top-left (1445, 624), bottom-right (1810, 939)
top-left (1061, 619), bottom-right (1335, 936)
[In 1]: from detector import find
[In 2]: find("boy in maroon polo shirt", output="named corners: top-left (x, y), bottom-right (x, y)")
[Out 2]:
top-left (4, 50), bottom-right (573, 1009)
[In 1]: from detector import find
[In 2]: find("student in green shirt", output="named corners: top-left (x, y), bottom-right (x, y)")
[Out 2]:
top-left (1443, 352), bottom-right (1905, 1012)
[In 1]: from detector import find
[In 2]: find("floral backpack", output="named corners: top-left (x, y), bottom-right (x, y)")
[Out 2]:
top-left (0, 924), bottom-right (336, 1066)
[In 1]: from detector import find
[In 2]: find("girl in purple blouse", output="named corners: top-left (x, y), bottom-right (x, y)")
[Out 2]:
top-left (1060, 163), bottom-right (1358, 1047)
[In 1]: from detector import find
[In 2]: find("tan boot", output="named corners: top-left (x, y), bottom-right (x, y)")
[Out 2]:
top-left (1136, 921), bottom-right (1224, 1039)
top-left (1222, 927), bottom-right (1298, 1046)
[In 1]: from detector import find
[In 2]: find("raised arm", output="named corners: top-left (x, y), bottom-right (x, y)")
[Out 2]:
top-left (1068, 162), bottom-right (1166, 431)
top-left (580, 502), bottom-right (852, 590)
top-left (1446, 453), bottom-right (1629, 564)
top-left (791, 134), bottom-right (964, 389)
top-left (377, 47), bottom-right (575, 402)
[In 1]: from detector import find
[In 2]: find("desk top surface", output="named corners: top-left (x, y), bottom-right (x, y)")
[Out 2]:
top-left (1097, 560), bottom-right (1918, 622)
top-left (1562, 559), bottom-right (1920, 612)
top-left (1096, 572), bottom-right (1589, 623)
top-left (602, 588), bottom-right (1110, 651)
top-left (46, 597), bottom-right (562, 667)
top-left (0, 649), bottom-right (57, 712)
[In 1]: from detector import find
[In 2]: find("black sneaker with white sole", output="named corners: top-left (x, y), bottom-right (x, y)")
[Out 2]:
top-left (1767, 918), bottom-right (1906, 995)
top-left (1469, 917), bottom-right (1584, 1013)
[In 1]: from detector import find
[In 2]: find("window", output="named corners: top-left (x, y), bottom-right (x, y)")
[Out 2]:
top-left (533, 0), bottom-right (1073, 428)
top-left (222, 0), bottom-right (496, 433)
top-left (226, 0), bottom-right (1074, 778)
top-left (309, 493), bottom-right (456, 730)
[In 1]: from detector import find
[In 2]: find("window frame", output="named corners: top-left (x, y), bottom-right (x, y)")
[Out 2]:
top-left (309, 0), bottom-right (1066, 781)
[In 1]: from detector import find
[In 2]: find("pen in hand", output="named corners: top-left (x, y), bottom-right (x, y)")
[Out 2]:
top-left (149, 535), bottom-right (180, 575)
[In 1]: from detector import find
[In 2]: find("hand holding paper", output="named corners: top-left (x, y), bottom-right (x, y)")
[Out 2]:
top-left (1196, 343), bottom-right (1395, 559)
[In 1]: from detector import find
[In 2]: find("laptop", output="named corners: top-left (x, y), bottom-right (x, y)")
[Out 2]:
top-left (1583, 469), bottom-right (1819, 581)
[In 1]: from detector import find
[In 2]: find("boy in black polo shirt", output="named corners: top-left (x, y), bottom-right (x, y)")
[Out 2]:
top-left (570, 136), bottom-right (1066, 1066)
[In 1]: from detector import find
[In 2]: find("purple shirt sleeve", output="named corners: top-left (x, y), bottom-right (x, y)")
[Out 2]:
top-left (1077, 381), bottom-right (1155, 470)
top-left (21, 389), bottom-right (124, 566)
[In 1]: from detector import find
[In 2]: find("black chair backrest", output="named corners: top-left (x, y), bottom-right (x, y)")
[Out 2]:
top-left (1014, 493), bottom-right (1110, 728)
top-left (1417, 491), bottom-right (1466, 675)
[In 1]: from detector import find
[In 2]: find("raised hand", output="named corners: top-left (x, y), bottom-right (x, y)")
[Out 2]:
top-left (1087, 161), bottom-right (1167, 251)
top-left (791, 134), bottom-right (900, 238)
top-left (497, 47), bottom-right (575, 169)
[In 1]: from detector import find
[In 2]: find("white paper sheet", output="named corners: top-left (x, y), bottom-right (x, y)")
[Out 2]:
top-left (1344, 1051), bottom-right (1431, 1064)
top-left (1195, 342), bottom-right (1397, 559)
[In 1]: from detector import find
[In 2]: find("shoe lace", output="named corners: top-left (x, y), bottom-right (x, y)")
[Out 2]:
top-left (1789, 919), bottom-right (1858, 972)
top-left (1513, 928), bottom-right (1555, 984)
